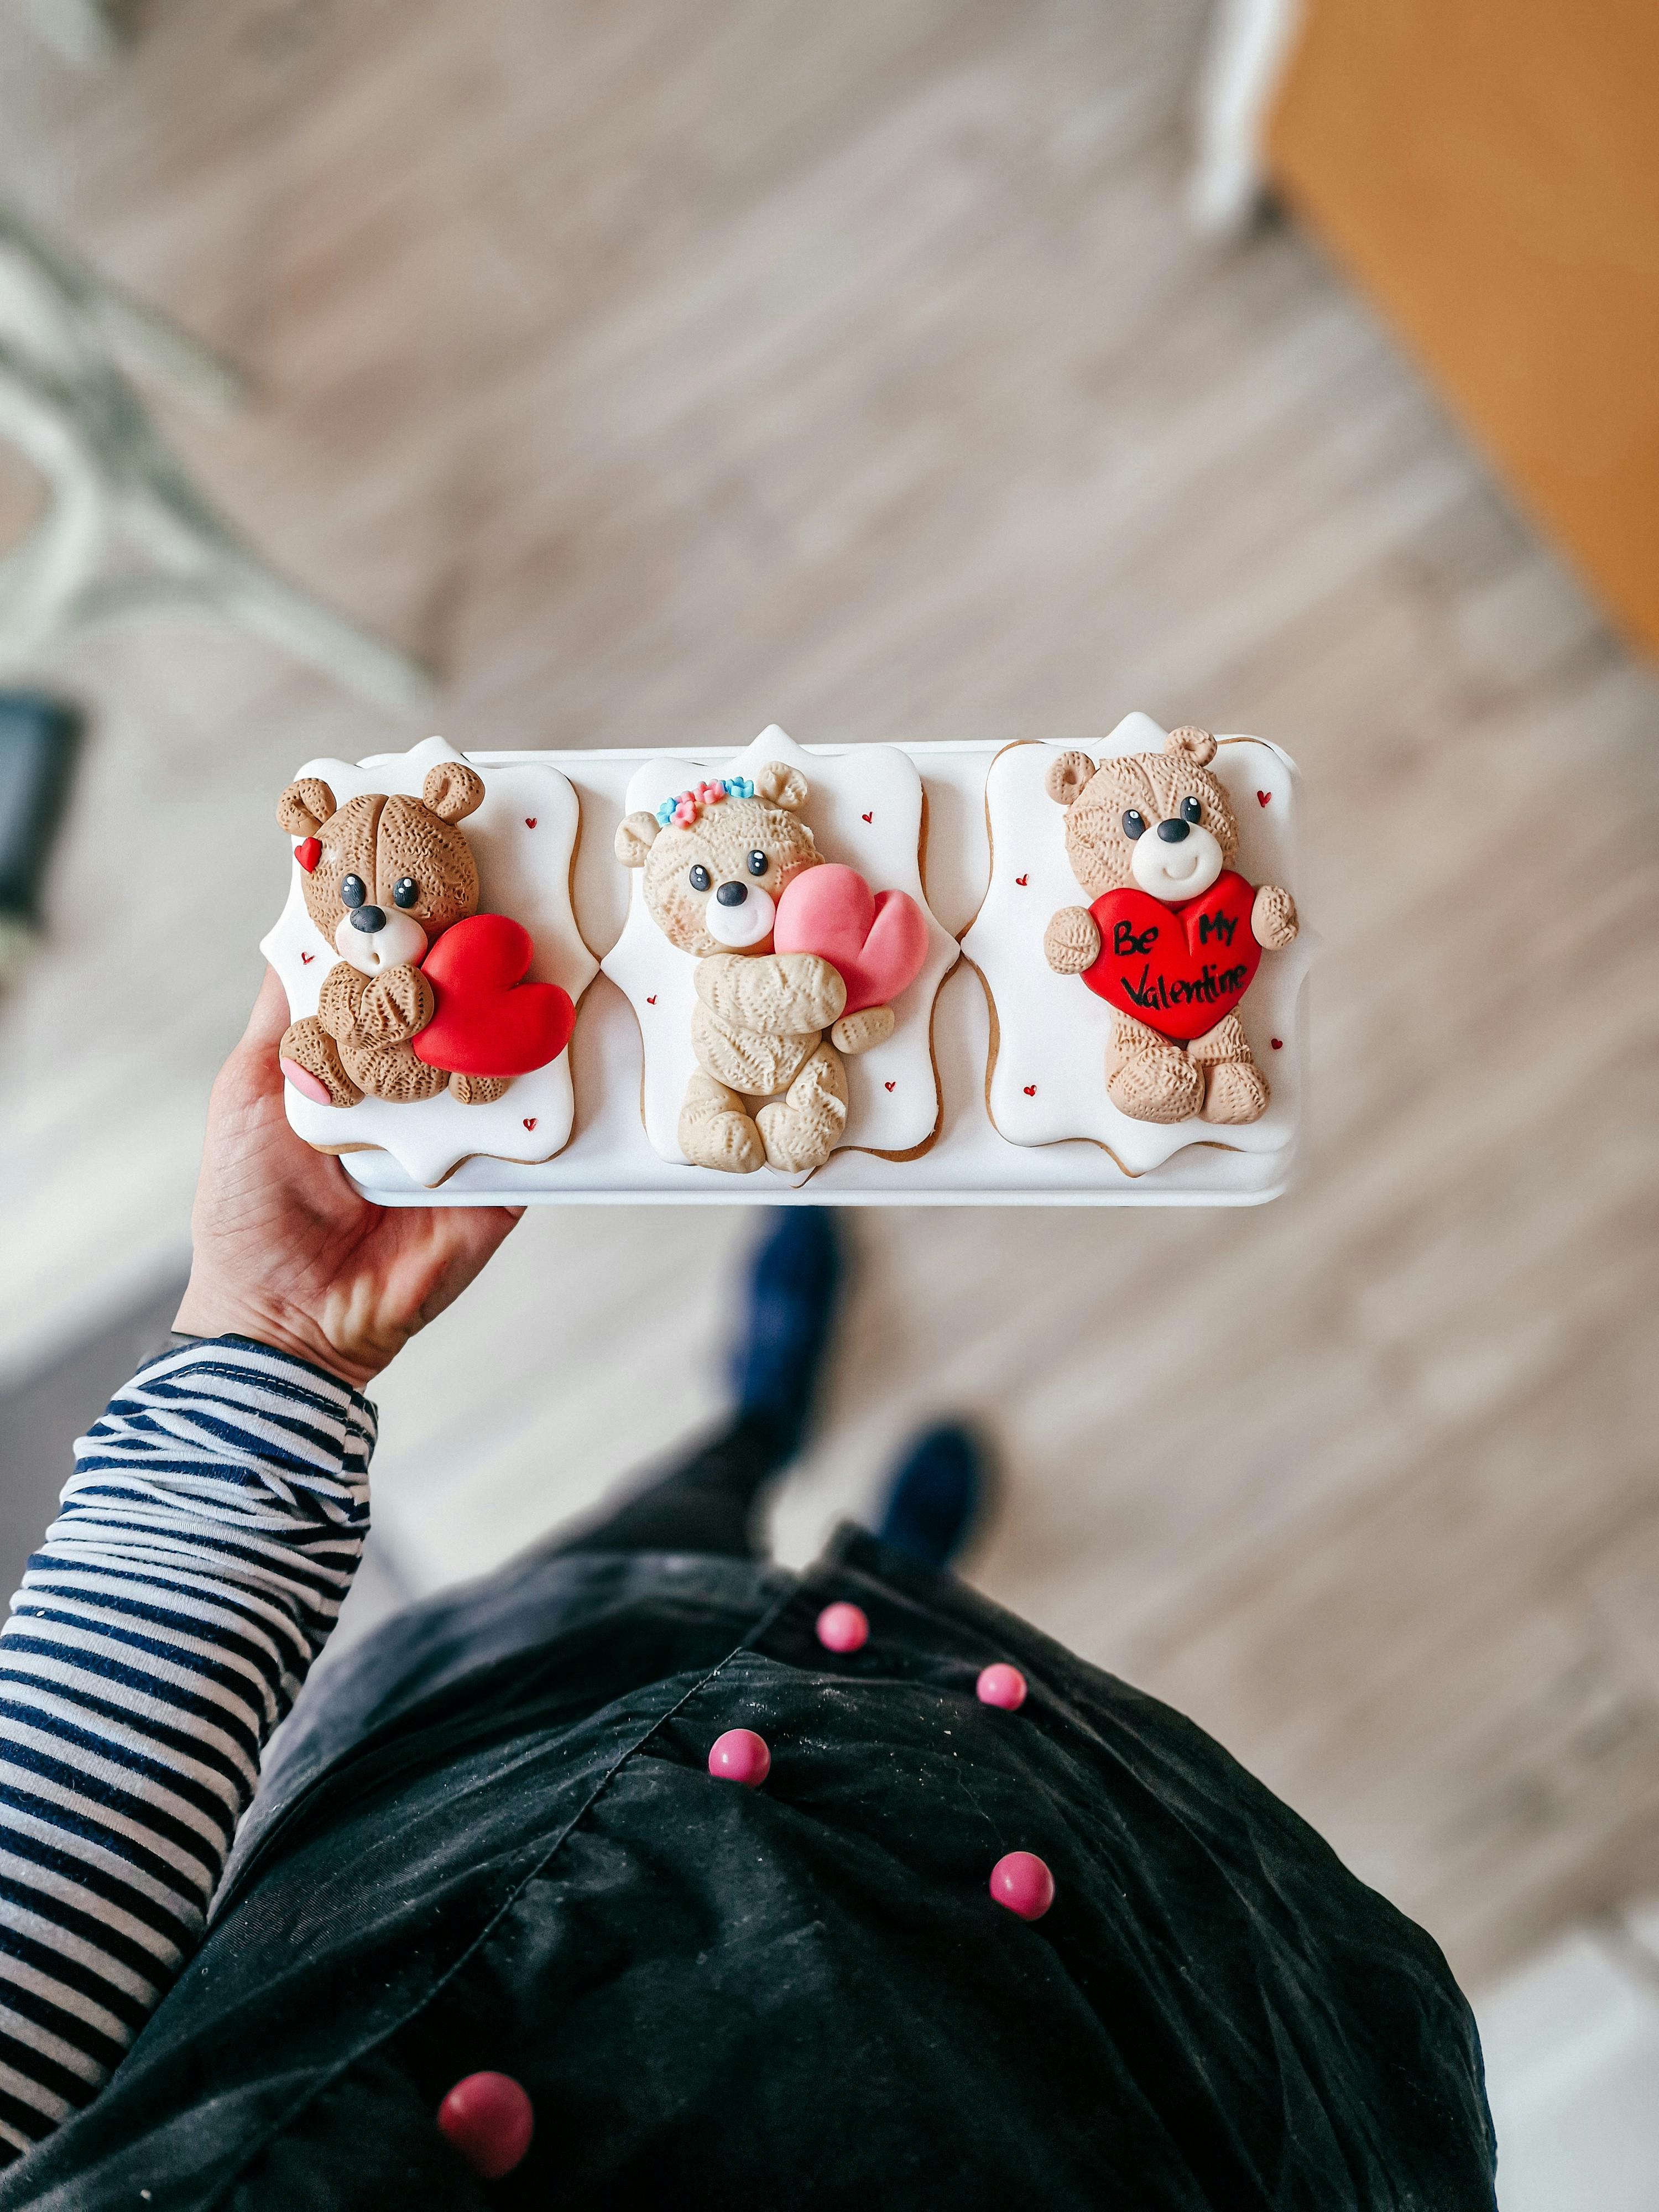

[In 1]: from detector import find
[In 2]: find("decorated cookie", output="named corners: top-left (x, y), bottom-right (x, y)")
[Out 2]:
top-left (260, 735), bottom-right (597, 1187)
top-left (602, 727), bottom-right (956, 1181)
top-left (963, 716), bottom-right (1308, 1175)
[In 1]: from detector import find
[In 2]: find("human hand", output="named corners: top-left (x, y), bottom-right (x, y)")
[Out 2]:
top-left (174, 967), bottom-right (524, 1390)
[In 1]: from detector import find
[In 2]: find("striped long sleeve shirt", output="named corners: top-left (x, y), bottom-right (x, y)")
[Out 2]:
top-left (0, 1336), bottom-right (374, 2167)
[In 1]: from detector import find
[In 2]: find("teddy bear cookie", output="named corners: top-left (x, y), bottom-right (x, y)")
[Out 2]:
top-left (260, 734), bottom-right (597, 1188)
top-left (962, 713), bottom-right (1308, 1177)
top-left (602, 726), bottom-right (957, 1182)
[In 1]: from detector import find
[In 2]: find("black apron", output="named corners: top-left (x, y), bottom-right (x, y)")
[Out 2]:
top-left (0, 1530), bottom-right (1497, 2210)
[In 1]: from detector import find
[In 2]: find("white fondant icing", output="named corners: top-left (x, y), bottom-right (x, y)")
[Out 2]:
top-left (333, 908), bottom-right (427, 973)
top-left (1132, 821), bottom-right (1223, 900)
top-left (961, 717), bottom-right (1308, 1176)
top-left (705, 883), bottom-right (776, 947)
top-left (602, 726), bottom-right (958, 1177)
top-left (259, 735), bottom-right (598, 1188)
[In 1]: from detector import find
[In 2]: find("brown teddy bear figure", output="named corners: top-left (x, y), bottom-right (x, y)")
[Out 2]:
top-left (1042, 726), bottom-right (1298, 1125)
top-left (276, 760), bottom-right (510, 1109)
top-left (615, 764), bottom-right (894, 1174)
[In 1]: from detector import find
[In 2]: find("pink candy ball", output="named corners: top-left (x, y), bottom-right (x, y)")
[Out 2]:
top-left (436, 2072), bottom-right (535, 2179)
top-left (816, 1602), bottom-right (870, 1654)
top-left (976, 1663), bottom-right (1028, 1712)
top-left (708, 1728), bottom-right (771, 1787)
top-left (990, 1851), bottom-right (1055, 1922)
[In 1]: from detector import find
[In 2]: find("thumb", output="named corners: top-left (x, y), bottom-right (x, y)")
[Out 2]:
top-left (242, 965), bottom-right (293, 1055)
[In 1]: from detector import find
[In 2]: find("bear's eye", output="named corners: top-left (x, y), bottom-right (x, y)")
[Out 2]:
top-left (340, 874), bottom-right (367, 908)
top-left (393, 877), bottom-right (419, 909)
top-left (1180, 796), bottom-right (1202, 825)
top-left (688, 864), bottom-right (711, 893)
top-left (747, 850), bottom-right (769, 878)
top-left (1121, 811), bottom-right (1146, 841)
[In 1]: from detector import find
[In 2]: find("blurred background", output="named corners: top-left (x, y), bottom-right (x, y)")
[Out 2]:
top-left (0, 4), bottom-right (1655, 2202)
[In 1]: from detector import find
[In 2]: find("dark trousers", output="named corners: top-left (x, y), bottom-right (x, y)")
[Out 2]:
top-left (549, 1410), bottom-right (787, 1562)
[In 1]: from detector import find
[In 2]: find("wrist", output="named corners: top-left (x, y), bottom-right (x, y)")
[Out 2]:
top-left (173, 1279), bottom-right (385, 1394)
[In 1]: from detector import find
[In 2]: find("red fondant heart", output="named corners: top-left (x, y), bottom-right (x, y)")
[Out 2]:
top-left (295, 836), bottom-right (321, 873)
top-left (1082, 871), bottom-right (1261, 1043)
top-left (1270, 1037), bottom-right (1282, 1050)
top-left (412, 914), bottom-right (575, 1077)
top-left (774, 865), bottom-right (927, 1015)
top-left (646, 994), bottom-right (657, 1005)
top-left (1023, 1083), bottom-right (1036, 1096)
top-left (523, 1117), bottom-right (537, 1130)
top-left (884, 1079), bottom-right (895, 1092)
top-left (862, 811), bottom-right (873, 823)
top-left (1257, 790), bottom-right (1271, 807)
top-left (1015, 874), bottom-right (1028, 886)
top-left (525, 817), bottom-right (537, 828)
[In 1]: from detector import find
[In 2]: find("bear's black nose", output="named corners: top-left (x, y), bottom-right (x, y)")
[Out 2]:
top-left (1155, 818), bottom-right (1190, 843)
top-left (714, 881), bottom-right (748, 907)
top-left (349, 905), bottom-right (387, 932)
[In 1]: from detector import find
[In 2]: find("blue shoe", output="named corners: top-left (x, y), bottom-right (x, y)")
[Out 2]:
top-left (727, 1208), bottom-right (843, 1462)
top-left (874, 1421), bottom-right (988, 1572)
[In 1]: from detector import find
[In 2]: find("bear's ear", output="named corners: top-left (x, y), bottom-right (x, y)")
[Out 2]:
top-left (422, 761), bottom-right (487, 823)
top-left (277, 778), bottom-right (336, 836)
top-left (1044, 752), bottom-right (1095, 808)
top-left (615, 811), bottom-right (661, 868)
top-left (754, 761), bottom-right (808, 812)
top-left (1165, 726), bottom-right (1217, 768)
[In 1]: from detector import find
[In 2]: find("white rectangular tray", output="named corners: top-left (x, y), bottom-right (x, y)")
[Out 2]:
top-left (342, 740), bottom-right (1303, 1207)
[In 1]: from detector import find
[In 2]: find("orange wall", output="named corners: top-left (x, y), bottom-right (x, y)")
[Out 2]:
top-left (1267, 0), bottom-right (1659, 658)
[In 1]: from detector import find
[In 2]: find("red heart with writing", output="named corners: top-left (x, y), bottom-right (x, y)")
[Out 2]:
top-left (413, 914), bottom-right (575, 1076)
top-left (775, 864), bottom-right (928, 1015)
top-left (1082, 871), bottom-right (1260, 1042)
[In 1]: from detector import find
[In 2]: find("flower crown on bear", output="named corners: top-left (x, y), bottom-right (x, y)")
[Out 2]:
top-left (654, 776), bottom-right (755, 830)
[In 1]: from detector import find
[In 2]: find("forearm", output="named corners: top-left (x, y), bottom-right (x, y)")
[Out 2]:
top-left (0, 1337), bottom-right (373, 2163)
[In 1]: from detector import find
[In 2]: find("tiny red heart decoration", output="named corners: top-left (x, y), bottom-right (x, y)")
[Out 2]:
top-left (412, 914), bottom-right (575, 1076)
top-left (861, 811), bottom-right (873, 824)
top-left (295, 837), bottom-right (321, 873)
top-left (1256, 790), bottom-right (1271, 807)
top-left (1270, 1037), bottom-right (1282, 1050)
top-left (523, 1117), bottom-right (537, 1130)
top-left (1023, 1083), bottom-right (1037, 1097)
top-left (1082, 871), bottom-right (1261, 1042)
top-left (525, 817), bottom-right (537, 828)
top-left (774, 865), bottom-right (927, 1014)
top-left (646, 994), bottom-right (657, 1005)
top-left (884, 1079), bottom-right (895, 1092)
top-left (300, 950), bottom-right (315, 964)
top-left (1015, 873), bottom-right (1029, 886)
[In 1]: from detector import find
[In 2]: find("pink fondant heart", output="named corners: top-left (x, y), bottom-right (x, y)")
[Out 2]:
top-left (774, 865), bottom-right (928, 1016)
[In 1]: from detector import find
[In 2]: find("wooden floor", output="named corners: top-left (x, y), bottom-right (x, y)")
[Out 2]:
top-left (1, 0), bottom-right (1656, 1989)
